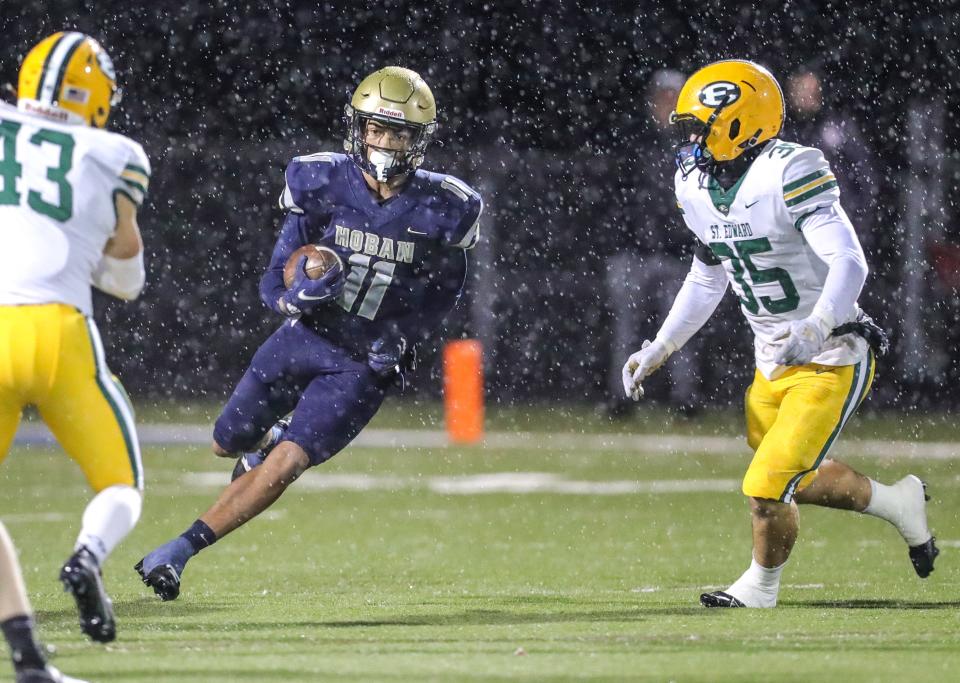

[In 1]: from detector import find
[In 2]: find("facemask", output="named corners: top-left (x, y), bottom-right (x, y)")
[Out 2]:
top-left (367, 147), bottom-right (400, 182)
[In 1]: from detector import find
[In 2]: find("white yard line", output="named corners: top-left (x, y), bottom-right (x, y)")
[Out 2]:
top-left (1, 512), bottom-right (70, 523)
top-left (12, 423), bottom-right (960, 459)
top-left (186, 471), bottom-right (741, 495)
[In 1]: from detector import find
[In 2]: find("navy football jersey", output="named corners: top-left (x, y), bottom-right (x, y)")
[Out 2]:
top-left (260, 152), bottom-right (483, 356)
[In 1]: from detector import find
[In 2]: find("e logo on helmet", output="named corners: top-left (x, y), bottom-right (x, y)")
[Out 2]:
top-left (699, 81), bottom-right (741, 107)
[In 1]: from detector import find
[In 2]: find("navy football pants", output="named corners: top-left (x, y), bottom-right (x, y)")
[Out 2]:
top-left (213, 322), bottom-right (387, 466)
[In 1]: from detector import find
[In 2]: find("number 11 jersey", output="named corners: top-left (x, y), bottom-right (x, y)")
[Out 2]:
top-left (0, 102), bottom-right (150, 316)
top-left (262, 152), bottom-right (483, 356)
top-left (674, 138), bottom-right (867, 378)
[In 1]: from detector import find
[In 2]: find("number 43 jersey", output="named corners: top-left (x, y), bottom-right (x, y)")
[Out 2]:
top-left (0, 103), bottom-right (150, 316)
top-left (675, 138), bottom-right (867, 378)
top-left (262, 152), bottom-right (483, 356)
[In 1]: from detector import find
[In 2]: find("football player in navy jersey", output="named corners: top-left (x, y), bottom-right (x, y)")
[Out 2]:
top-left (136, 67), bottom-right (482, 600)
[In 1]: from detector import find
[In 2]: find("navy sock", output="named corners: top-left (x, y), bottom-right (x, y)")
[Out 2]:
top-left (2, 615), bottom-right (46, 672)
top-left (180, 520), bottom-right (217, 554)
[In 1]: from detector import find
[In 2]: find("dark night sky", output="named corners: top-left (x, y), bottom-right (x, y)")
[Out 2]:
top-left (1, 1), bottom-right (957, 405)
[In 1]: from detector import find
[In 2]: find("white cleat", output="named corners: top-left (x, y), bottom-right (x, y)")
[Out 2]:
top-left (895, 475), bottom-right (938, 578)
top-left (895, 475), bottom-right (932, 546)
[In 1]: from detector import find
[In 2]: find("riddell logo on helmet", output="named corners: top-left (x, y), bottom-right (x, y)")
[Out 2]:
top-left (21, 101), bottom-right (69, 122)
top-left (377, 106), bottom-right (405, 119)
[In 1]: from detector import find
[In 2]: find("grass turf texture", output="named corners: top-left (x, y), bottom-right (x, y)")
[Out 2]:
top-left (2, 404), bottom-right (959, 681)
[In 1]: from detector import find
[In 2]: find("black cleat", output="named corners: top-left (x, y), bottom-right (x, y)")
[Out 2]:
top-left (699, 590), bottom-right (746, 608)
top-left (134, 559), bottom-right (181, 601)
top-left (59, 547), bottom-right (115, 643)
top-left (909, 537), bottom-right (939, 578)
top-left (230, 417), bottom-right (291, 481)
top-left (231, 451), bottom-right (265, 482)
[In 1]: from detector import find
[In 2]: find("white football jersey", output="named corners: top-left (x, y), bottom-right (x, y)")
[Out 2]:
top-left (675, 138), bottom-right (867, 378)
top-left (0, 102), bottom-right (149, 316)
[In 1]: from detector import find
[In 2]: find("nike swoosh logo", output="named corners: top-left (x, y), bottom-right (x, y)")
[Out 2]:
top-left (407, 228), bottom-right (428, 236)
top-left (745, 200), bottom-right (759, 208)
top-left (297, 290), bottom-right (326, 301)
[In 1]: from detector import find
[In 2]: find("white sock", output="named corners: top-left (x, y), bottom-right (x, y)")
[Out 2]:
top-left (725, 557), bottom-right (784, 608)
top-left (74, 485), bottom-right (142, 566)
top-left (863, 476), bottom-right (931, 546)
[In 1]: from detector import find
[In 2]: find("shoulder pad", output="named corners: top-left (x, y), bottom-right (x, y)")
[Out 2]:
top-left (415, 171), bottom-right (483, 248)
top-left (279, 152), bottom-right (346, 214)
top-left (781, 145), bottom-right (840, 221)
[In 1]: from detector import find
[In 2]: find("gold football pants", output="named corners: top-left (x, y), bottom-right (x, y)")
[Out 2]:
top-left (0, 304), bottom-right (142, 491)
top-left (743, 353), bottom-right (875, 503)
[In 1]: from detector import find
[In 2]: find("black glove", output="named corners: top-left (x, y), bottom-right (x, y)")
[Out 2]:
top-left (832, 310), bottom-right (890, 357)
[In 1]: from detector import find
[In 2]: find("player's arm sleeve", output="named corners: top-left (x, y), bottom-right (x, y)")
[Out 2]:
top-left (439, 178), bottom-right (483, 249)
top-left (655, 250), bottom-right (729, 352)
top-left (782, 147), bottom-right (841, 229)
top-left (799, 204), bottom-right (868, 325)
top-left (95, 189), bottom-right (145, 300)
top-left (115, 143), bottom-right (151, 208)
top-left (259, 212), bottom-right (308, 315)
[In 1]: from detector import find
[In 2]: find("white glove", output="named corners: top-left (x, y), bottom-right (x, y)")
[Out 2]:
top-left (621, 338), bottom-right (675, 401)
top-left (772, 312), bottom-right (834, 366)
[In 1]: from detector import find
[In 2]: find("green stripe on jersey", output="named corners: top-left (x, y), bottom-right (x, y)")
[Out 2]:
top-left (785, 180), bottom-right (839, 207)
top-left (121, 177), bottom-right (147, 194)
top-left (783, 169), bottom-right (828, 193)
top-left (124, 163), bottom-right (150, 177)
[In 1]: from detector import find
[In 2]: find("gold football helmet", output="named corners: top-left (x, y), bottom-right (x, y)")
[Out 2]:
top-left (18, 32), bottom-right (120, 128)
top-left (344, 66), bottom-right (437, 181)
top-left (670, 60), bottom-right (783, 174)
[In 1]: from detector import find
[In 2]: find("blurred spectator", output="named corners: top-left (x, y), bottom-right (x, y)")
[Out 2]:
top-left (605, 68), bottom-right (704, 415)
top-left (786, 67), bottom-right (880, 247)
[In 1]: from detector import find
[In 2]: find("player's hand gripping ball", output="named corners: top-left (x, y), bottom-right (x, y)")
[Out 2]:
top-left (280, 245), bottom-right (345, 315)
top-left (283, 245), bottom-right (343, 288)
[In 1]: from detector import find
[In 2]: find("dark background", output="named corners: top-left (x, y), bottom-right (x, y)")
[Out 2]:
top-left (1, 1), bottom-right (958, 411)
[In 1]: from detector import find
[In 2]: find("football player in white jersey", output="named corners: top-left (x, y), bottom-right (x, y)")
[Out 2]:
top-left (622, 60), bottom-right (938, 608)
top-left (0, 32), bottom-right (149, 642)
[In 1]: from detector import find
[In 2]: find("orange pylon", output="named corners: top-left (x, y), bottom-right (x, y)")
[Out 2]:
top-left (443, 340), bottom-right (484, 444)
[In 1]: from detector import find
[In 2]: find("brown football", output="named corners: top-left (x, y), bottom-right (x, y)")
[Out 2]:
top-left (283, 245), bottom-right (342, 289)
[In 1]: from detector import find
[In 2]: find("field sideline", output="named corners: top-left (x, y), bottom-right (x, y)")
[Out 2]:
top-left (2, 403), bottom-right (958, 681)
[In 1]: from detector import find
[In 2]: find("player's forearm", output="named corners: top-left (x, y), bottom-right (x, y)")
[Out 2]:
top-left (261, 213), bottom-right (308, 315)
top-left (92, 251), bottom-right (145, 300)
top-left (802, 205), bottom-right (868, 325)
top-left (259, 269), bottom-right (287, 315)
top-left (655, 257), bottom-right (728, 351)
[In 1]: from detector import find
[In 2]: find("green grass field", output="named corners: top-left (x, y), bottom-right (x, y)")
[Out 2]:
top-left (2, 403), bottom-right (959, 682)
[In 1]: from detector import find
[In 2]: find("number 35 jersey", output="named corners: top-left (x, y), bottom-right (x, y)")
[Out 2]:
top-left (0, 103), bottom-right (150, 316)
top-left (261, 152), bottom-right (483, 355)
top-left (675, 139), bottom-right (867, 378)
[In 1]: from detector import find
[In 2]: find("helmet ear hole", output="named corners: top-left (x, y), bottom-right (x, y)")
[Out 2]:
top-left (729, 119), bottom-right (741, 140)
